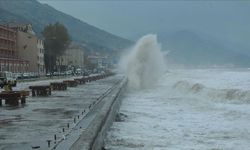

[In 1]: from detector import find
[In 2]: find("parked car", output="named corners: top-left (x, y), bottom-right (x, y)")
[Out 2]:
top-left (22, 73), bottom-right (31, 79)
top-left (0, 71), bottom-right (17, 88)
top-left (65, 70), bottom-right (73, 75)
top-left (14, 73), bottom-right (23, 80)
top-left (53, 72), bottom-right (60, 76)
top-left (46, 72), bottom-right (52, 77)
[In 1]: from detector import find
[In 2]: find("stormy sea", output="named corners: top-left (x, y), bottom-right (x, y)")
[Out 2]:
top-left (104, 35), bottom-right (250, 150)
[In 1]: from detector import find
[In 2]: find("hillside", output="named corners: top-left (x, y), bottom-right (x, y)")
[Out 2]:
top-left (0, 0), bottom-right (132, 51)
top-left (159, 30), bottom-right (250, 67)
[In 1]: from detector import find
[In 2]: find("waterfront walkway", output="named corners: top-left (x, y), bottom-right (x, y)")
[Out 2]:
top-left (0, 75), bottom-right (122, 150)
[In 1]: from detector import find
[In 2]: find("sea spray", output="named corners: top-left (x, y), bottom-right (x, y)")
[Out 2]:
top-left (120, 34), bottom-right (165, 89)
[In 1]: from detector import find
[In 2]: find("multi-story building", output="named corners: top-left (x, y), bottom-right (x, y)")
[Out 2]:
top-left (11, 24), bottom-right (45, 74)
top-left (0, 24), bottom-right (29, 72)
top-left (59, 43), bottom-right (84, 70)
top-left (87, 54), bottom-right (109, 69)
top-left (37, 38), bottom-right (45, 74)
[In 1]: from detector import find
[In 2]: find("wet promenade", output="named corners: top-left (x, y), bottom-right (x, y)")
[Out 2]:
top-left (0, 75), bottom-right (122, 150)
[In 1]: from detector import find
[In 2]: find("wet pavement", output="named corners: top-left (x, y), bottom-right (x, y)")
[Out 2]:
top-left (0, 75), bottom-right (122, 150)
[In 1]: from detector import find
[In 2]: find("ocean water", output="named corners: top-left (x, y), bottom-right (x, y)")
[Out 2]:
top-left (104, 68), bottom-right (250, 150)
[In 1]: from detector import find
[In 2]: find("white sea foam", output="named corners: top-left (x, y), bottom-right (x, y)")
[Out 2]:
top-left (120, 34), bottom-right (165, 89)
top-left (105, 68), bottom-right (250, 150)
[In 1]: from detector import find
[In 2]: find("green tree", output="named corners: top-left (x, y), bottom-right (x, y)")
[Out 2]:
top-left (43, 22), bottom-right (70, 73)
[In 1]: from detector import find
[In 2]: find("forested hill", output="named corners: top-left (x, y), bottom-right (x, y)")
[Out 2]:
top-left (159, 30), bottom-right (250, 67)
top-left (0, 0), bottom-right (132, 51)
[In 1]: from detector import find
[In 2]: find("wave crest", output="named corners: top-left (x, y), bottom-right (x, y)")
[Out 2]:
top-left (173, 80), bottom-right (250, 102)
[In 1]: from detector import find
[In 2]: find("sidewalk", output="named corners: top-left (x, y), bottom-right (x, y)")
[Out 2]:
top-left (0, 75), bottom-right (122, 150)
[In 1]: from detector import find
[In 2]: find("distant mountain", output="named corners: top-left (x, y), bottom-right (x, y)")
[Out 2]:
top-left (0, 0), bottom-right (132, 52)
top-left (158, 30), bottom-right (250, 67)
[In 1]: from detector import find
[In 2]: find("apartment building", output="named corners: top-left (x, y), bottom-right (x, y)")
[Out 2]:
top-left (0, 24), bottom-right (29, 72)
top-left (59, 43), bottom-right (84, 70)
top-left (87, 54), bottom-right (109, 69)
top-left (11, 24), bottom-right (45, 74)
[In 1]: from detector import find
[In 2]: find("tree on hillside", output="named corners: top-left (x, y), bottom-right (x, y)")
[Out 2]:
top-left (43, 22), bottom-right (70, 73)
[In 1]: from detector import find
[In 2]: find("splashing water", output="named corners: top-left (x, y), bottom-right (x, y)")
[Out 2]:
top-left (121, 34), bottom-right (165, 89)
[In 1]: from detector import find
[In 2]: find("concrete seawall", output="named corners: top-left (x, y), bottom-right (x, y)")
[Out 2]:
top-left (69, 78), bottom-right (127, 150)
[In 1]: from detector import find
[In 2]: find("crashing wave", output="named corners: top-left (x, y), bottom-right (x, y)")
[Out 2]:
top-left (121, 34), bottom-right (165, 89)
top-left (173, 80), bottom-right (250, 102)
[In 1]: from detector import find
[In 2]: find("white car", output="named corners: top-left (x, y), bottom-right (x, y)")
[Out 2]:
top-left (0, 71), bottom-right (17, 88)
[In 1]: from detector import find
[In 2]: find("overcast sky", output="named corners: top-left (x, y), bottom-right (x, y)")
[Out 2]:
top-left (39, 0), bottom-right (250, 48)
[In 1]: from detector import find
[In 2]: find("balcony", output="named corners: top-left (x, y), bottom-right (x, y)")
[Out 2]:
top-left (0, 45), bottom-right (15, 51)
top-left (0, 35), bottom-right (16, 42)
